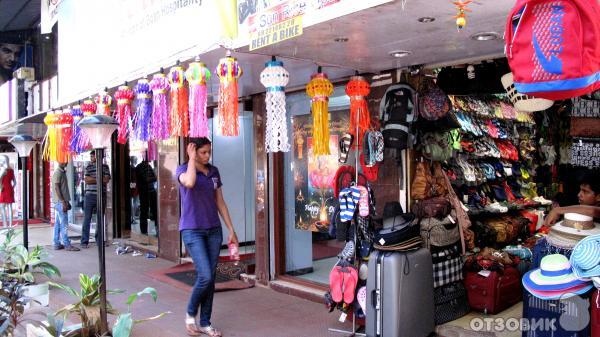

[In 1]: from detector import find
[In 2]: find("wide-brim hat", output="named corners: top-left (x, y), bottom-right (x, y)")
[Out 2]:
top-left (522, 254), bottom-right (591, 298)
top-left (525, 282), bottom-right (594, 300)
top-left (570, 234), bottom-right (600, 279)
top-left (501, 72), bottom-right (554, 112)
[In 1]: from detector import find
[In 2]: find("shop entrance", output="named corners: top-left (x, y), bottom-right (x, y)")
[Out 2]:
top-left (117, 141), bottom-right (160, 253)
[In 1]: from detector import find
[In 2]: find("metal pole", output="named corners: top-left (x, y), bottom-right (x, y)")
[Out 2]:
top-left (21, 156), bottom-right (28, 250)
top-left (96, 147), bottom-right (108, 334)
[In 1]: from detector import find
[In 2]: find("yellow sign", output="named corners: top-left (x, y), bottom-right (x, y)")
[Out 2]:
top-left (249, 16), bottom-right (303, 51)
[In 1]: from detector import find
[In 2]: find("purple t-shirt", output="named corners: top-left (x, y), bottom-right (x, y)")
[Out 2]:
top-left (175, 163), bottom-right (223, 231)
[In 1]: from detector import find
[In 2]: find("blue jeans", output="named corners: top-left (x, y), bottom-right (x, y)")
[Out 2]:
top-left (81, 193), bottom-right (105, 245)
top-left (182, 227), bottom-right (223, 327)
top-left (53, 202), bottom-right (71, 247)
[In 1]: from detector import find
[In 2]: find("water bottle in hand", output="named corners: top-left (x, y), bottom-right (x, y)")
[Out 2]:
top-left (228, 242), bottom-right (240, 265)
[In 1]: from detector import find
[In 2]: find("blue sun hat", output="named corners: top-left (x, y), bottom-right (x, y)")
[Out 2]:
top-left (570, 234), bottom-right (600, 280)
top-left (523, 254), bottom-right (592, 299)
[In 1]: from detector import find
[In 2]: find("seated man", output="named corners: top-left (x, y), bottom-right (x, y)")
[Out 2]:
top-left (544, 170), bottom-right (600, 226)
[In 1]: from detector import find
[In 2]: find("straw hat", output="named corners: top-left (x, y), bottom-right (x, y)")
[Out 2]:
top-left (547, 221), bottom-right (600, 249)
top-left (570, 234), bottom-right (600, 279)
top-left (522, 254), bottom-right (592, 300)
top-left (501, 73), bottom-right (554, 112)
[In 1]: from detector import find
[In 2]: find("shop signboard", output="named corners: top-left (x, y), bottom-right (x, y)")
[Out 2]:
top-left (249, 16), bottom-right (303, 51)
top-left (238, 0), bottom-right (392, 40)
top-left (292, 110), bottom-right (349, 232)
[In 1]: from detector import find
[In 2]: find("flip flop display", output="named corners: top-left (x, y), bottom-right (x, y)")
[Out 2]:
top-left (356, 185), bottom-right (369, 217)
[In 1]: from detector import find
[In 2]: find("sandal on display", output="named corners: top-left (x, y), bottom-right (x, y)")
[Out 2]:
top-left (356, 185), bottom-right (370, 217)
top-left (339, 133), bottom-right (354, 164)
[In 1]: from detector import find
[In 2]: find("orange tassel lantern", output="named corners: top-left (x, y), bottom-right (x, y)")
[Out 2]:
top-left (216, 55), bottom-right (243, 136)
top-left (345, 76), bottom-right (371, 148)
top-left (168, 66), bottom-right (189, 137)
top-left (95, 90), bottom-right (113, 116)
top-left (114, 85), bottom-right (135, 144)
top-left (43, 110), bottom-right (72, 163)
top-left (306, 72), bottom-right (333, 156)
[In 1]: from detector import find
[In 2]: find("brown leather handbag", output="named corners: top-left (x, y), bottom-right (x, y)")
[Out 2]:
top-left (413, 196), bottom-right (452, 220)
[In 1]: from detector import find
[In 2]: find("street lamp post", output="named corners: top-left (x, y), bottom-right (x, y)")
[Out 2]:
top-left (8, 135), bottom-right (37, 250)
top-left (78, 114), bottom-right (118, 335)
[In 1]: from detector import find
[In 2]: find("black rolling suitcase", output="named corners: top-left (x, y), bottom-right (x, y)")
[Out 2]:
top-left (366, 248), bottom-right (435, 337)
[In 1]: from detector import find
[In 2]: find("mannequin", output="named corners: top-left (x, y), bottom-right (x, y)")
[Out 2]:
top-left (0, 155), bottom-right (16, 228)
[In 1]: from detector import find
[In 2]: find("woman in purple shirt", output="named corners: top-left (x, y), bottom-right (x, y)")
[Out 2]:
top-left (177, 137), bottom-right (238, 337)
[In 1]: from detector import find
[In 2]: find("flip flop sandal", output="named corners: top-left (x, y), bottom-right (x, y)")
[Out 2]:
top-left (342, 266), bottom-right (359, 305)
top-left (372, 131), bottom-right (385, 162)
top-left (186, 318), bottom-right (202, 336)
top-left (356, 185), bottom-right (369, 217)
top-left (339, 133), bottom-right (354, 164)
top-left (338, 240), bottom-right (356, 259)
top-left (329, 266), bottom-right (344, 303)
top-left (357, 286), bottom-right (367, 314)
top-left (198, 325), bottom-right (222, 337)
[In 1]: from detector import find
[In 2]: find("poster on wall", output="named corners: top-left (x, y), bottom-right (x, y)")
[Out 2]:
top-left (0, 30), bottom-right (33, 87)
top-left (292, 110), bottom-right (349, 232)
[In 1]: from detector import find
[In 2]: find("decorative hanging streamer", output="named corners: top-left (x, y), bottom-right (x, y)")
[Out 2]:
top-left (168, 66), bottom-right (189, 137)
top-left (147, 140), bottom-right (158, 161)
top-left (216, 55), bottom-right (243, 136)
top-left (150, 73), bottom-right (170, 140)
top-left (185, 61), bottom-right (211, 138)
top-left (95, 90), bottom-right (113, 116)
top-left (133, 79), bottom-right (153, 142)
top-left (260, 60), bottom-right (290, 153)
top-left (70, 105), bottom-right (86, 153)
top-left (345, 76), bottom-right (371, 148)
top-left (114, 85), bottom-right (135, 144)
top-left (74, 99), bottom-right (97, 152)
top-left (42, 113), bottom-right (58, 162)
top-left (43, 111), bottom-right (72, 163)
top-left (58, 110), bottom-right (74, 163)
top-left (306, 72), bottom-right (333, 156)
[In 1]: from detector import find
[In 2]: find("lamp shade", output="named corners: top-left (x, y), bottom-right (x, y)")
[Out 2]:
top-left (9, 134), bottom-right (37, 158)
top-left (78, 115), bottom-right (118, 149)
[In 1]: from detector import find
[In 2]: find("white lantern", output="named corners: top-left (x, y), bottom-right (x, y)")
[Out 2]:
top-left (260, 60), bottom-right (290, 153)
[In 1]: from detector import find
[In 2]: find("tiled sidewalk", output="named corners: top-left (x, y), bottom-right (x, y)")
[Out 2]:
top-left (33, 228), bottom-right (352, 337)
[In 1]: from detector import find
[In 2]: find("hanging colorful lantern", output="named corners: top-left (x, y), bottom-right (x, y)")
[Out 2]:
top-left (150, 73), bottom-right (170, 140)
top-left (306, 71), bottom-right (333, 156)
top-left (81, 99), bottom-right (97, 116)
top-left (452, 0), bottom-right (472, 30)
top-left (133, 79), bottom-right (153, 142)
top-left (168, 65), bottom-right (189, 137)
top-left (260, 59), bottom-right (290, 153)
top-left (185, 61), bottom-right (211, 138)
top-left (43, 110), bottom-right (73, 163)
top-left (58, 109), bottom-right (74, 163)
top-left (216, 54), bottom-right (243, 136)
top-left (114, 85), bottom-right (135, 144)
top-left (95, 90), bottom-right (113, 116)
top-left (345, 76), bottom-right (371, 148)
top-left (70, 105), bottom-right (87, 154)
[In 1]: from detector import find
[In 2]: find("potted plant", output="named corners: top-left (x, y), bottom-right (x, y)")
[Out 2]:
top-left (4, 244), bottom-right (61, 308)
top-left (0, 278), bottom-right (46, 336)
top-left (48, 274), bottom-right (122, 337)
top-left (32, 277), bottom-right (168, 337)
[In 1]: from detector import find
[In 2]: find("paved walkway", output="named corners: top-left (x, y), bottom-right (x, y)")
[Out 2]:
top-left (12, 225), bottom-right (353, 337)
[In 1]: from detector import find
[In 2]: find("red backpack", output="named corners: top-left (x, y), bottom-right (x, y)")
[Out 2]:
top-left (505, 0), bottom-right (600, 100)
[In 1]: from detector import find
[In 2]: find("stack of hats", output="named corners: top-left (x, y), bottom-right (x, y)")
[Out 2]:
top-left (570, 234), bottom-right (600, 288)
top-left (523, 254), bottom-right (593, 300)
top-left (373, 202), bottom-right (421, 251)
top-left (547, 213), bottom-right (600, 249)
